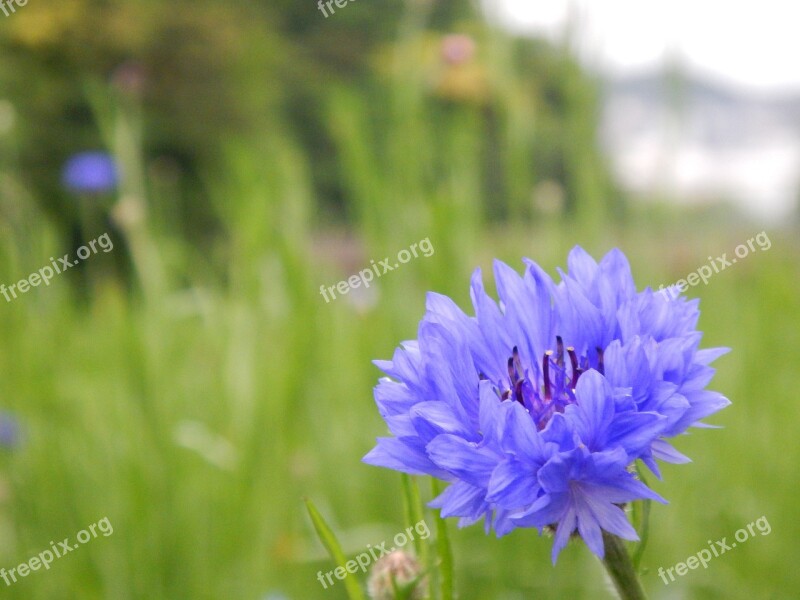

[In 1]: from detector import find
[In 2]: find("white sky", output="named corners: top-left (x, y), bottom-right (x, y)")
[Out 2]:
top-left (485, 0), bottom-right (800, 93)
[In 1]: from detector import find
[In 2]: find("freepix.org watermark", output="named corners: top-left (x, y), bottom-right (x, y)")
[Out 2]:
top-left (1, 517), bottom-right (113, 586)
top-left (319, 237), bottom-right (434, 303)
top-left (317, 0), bottom-right (356, 18)
top-left (657, 515), bottom-right (771, 585)
top-left (316, 519), bottom-right (430, 590)
top-left (1, 232), bottom-right (114, 303)
top-left (0, 0), bottom-right (28, 19)
top-left (658, 231), bottom-right (771, 301)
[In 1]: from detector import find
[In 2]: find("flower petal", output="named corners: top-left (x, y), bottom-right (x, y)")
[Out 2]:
top-left (426, 434), bottom-right (499, 488)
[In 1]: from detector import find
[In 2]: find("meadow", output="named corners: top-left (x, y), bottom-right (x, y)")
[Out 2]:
top-left (0, 2), bottom-right (797, 599)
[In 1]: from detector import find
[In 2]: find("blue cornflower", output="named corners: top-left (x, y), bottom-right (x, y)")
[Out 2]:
top-left (0, 411), bottom-right (20, 447)
top-left (61, 151), bottom-right (119, 194)
top-left (364, 246), bottom-right (729, 562)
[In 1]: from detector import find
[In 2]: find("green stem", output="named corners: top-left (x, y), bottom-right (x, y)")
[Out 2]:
top-left (431, 479), bottom-right (454, 600)
top-left (601, 531), bottom-right (648, 600)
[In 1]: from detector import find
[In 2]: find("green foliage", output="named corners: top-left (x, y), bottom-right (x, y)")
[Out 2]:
top-left (305, 498), bottom-right (366, 600)
top-left (0, 2), bottom-right (795, 599)
top-left (0, 0), bottom-right (616, 240)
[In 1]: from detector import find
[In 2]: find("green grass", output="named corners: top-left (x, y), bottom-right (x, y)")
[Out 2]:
top-left (0, 11), bottom-right (795, 596)
top-left (0, 209), bottom-right (796, 599)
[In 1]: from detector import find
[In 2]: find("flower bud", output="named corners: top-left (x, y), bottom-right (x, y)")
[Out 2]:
top-left (367, 550), bottom-right (426, 600)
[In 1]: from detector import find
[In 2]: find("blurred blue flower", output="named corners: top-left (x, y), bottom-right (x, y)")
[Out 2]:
top-left (364, 246), bottom-right (730, 562)
top-left (61, 151), bottom-right (119, 194)
top-left (0, 411), bottom-right (20, 447)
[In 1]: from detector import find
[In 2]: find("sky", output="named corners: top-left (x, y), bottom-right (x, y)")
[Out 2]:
top-left (485, 0), bottom-right (800, 93)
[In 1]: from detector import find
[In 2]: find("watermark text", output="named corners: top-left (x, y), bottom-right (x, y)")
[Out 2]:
top-left (317, 0), bottom-right (356, 18)
top-left (1, 517), bottom-right (114, 586)
top-left (1, 232), bottom-right (114, 303)
top-left (657, 515), bottom-right (770, 585)
top-left (319, 237), bottom-right (434, 303)
top-left (316, 519), bottom-right (430, 590)
top-left (0, 0), bottom-right (28, 19)
top-left (658, 230), bottom-right (771, 300)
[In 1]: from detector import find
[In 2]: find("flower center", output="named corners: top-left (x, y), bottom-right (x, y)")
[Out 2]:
top-left (491, 337), bottom-right (604, 430)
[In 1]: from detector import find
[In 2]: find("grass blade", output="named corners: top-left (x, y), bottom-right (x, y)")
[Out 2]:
top-left (431, 479), bottom-right (454, 600)
top-left (304, 497), bottom-right (366, 600)
top-left (630, 464), bottom-right (652, 573)
top-left (401, 474), bottom-right (431, 597)
top-left (401, 475), bottom-right (428, 562)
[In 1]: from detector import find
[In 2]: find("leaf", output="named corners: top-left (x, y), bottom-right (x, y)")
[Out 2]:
top-left (304, 497), bottom-right (366, 600)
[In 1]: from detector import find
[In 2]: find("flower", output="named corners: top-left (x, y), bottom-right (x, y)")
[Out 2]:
top-left (61, 152), bottom-right (119, 194)
top-left (440, 34), bottom-right (476, 66)
top-left (111, 61), bottom-right (146, 97)
top-left (0, 411), bottom-right (20, 447)
top-left (367, 550), bottom-right (426, 600)
top-left (364, 247), bottom-right (729, 562)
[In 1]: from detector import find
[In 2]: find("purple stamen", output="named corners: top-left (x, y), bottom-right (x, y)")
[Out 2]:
top-left (543, 351), bottom-right (553, 401)
top-left (567, 346), bottom-right (581, 386)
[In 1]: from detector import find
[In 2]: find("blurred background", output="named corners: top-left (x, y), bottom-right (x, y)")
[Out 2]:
top-left (0, 0), bottom-right (797, 598)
